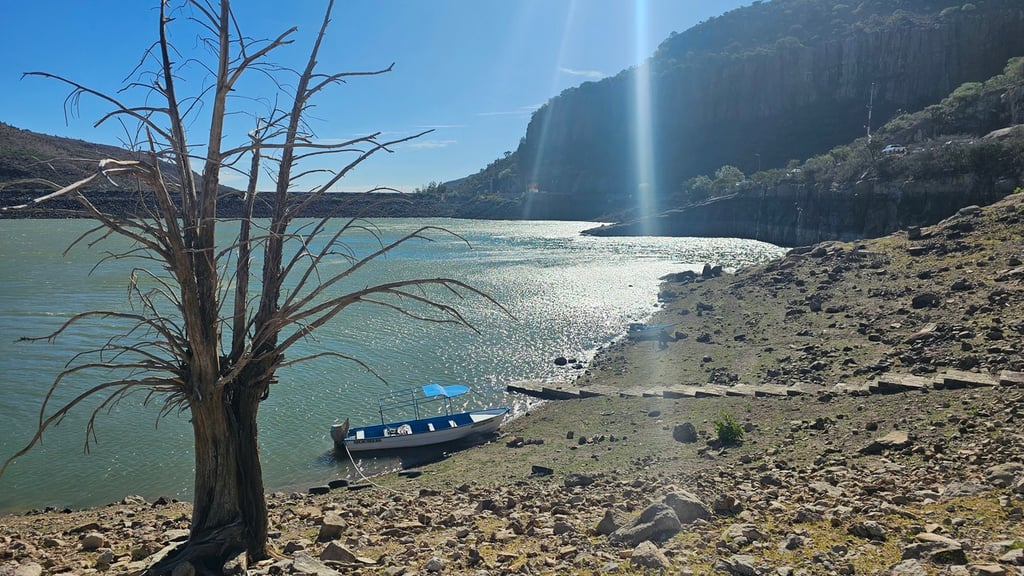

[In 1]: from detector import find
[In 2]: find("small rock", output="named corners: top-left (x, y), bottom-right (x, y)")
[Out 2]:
top-left (713, 493), bottom-right (743, 515)
top-left (553, 520), bottom-right (574, 535)
top-left (596, 509), bottom-right (625, 536)
top-left (283, 540), bottom-right (309, 554)
top-left (317, 511), bottom-right (348, 542)
top-left (723, 523), bottom-right (765, 544)
top-left (884, 559), bottom-right (929, 576)
top-left (80, 532), bottom-right (106, 551)
top-left (319, 542), bottom-right (357, 563)
top-left (132, 541), bottom-right (163, 561)
top-left (911, 293), bottom-right (940, 309)
top-left (673, 422), bottom-right (698, 443)
top-left (291, 552), bottom-right (341, 576)
top-left (12, 563), bottom-right (43, 576)
top-left (664, 490), bottom-right (712, 523)
top-left (999, 548), bottom-right (1024, 565)
top-left (969, 564), bottom-right (1009, 576)
top-left (848, 520), bottom-right (887, 541)
top-left (630, 541), bottom-right (670, 569)
top-left (715, 554), bottom-right (758, 576)
top-left (530, 465), bottom-right (554, 477)
top-left (985, 463), bottom-right (1024, 488)
top-left (860, 430), bottom-right (911, 455)
top-left (902, 532), bottom-right (967, 565)
top-left (425, 556), bottom-right (444, 573)
top-left (950, 278), bottom-right (974, 292)
top-left (609, 503), bottom-right (681, 546)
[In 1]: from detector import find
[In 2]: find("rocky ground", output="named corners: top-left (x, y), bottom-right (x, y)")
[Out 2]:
top-left (2, 193), bottom-right (1023, 575)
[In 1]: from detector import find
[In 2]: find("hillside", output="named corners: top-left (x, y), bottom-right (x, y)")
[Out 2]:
top-left (0, 122), bottom-right (147, 190)
top-left (0, 122), bottom-right (521, 220)
top-left (584, 57), bottom-right (1024, 246)
top-left (0, 122), bottom-right (465, 220)
top-left (450, 0), bottom-right (1024, 221)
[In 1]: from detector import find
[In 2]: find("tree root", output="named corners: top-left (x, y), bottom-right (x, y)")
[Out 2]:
top-left (145, 523), bottom-right (248, 576)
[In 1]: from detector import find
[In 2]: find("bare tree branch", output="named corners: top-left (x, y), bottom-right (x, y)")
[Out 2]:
top-left (1, 1), bottom-right (509, 569)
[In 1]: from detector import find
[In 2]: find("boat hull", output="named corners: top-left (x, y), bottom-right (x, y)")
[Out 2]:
top-left (332, 407), bottom-right (509, 453)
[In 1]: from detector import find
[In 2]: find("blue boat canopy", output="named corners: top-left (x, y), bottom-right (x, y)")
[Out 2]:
top-left (421, 383), bottom-right (469, 398)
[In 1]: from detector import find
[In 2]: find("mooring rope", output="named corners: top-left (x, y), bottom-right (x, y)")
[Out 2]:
top-left (340, 440), bottom-right (410, 496)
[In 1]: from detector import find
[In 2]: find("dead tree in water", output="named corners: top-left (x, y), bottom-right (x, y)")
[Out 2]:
top-left (0, 1), bottom-right (504, 573)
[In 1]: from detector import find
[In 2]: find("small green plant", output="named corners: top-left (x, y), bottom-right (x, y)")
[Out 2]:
top-left (1013, 186), bottom-right (1023, 195)
top-left (714, 411), bottom-right (745, 445)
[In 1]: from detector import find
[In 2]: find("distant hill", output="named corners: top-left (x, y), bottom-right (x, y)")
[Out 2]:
top-left (0, 122), bottom-right (148, 189)
top-left (0, 122), bottom-right (452, 219)
top-left (0, 121), bottom-right (523, 220)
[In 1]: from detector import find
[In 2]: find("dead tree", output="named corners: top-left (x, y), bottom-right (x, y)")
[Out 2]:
top-left (0, 1), bottom-right (504, 573)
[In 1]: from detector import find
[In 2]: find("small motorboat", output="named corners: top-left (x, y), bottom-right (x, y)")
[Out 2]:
top-left (331, 383), bottom-right (509, 453)
top-left (627, 322), bottom-right (676, 341)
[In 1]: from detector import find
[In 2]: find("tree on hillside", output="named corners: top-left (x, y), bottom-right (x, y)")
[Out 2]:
top-left (0, 1), bottom-right (503, 573)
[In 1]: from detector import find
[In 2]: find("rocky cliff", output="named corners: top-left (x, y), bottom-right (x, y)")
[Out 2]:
top-left (516, 0), bottom-right (1024, 219)
top-left (584, 172), bottom-right (1019, 247)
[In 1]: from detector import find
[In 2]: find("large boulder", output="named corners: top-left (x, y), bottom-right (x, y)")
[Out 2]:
top-left (663, 490), bottom-right (711, 523)
top-left (609, 503), bottom-right (681, 546)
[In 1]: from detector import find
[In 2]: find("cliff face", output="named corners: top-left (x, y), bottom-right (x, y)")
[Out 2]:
top-left (584, 174), bottom-right (1018, 247)
top-left (517, 2), bottom-right (1024, 219)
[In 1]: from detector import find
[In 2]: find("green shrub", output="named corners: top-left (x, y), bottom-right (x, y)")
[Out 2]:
top-left (713, 411), bottom-right (744, 445)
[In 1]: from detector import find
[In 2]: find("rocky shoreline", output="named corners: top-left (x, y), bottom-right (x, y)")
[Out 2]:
top-left (2, 192), bottom-right (1024, 575)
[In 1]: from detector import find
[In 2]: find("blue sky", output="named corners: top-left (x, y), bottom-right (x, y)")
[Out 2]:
top-left (0, 1), bottom-right (747, 192)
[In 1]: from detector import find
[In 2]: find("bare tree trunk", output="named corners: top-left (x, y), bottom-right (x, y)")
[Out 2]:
top-left (152, 378), bottom-right (268, 574)
top-left (227, 379), bottom-right (270, 560)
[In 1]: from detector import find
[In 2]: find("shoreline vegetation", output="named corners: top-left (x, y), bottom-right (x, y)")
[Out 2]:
top-left (3, 192), bottom-right (1024, 574)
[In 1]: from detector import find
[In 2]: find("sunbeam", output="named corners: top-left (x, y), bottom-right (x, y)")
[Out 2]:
top-left (630, 0), bottom-right (658, 235)
top-left (524, 2), bottom-right (581, 219)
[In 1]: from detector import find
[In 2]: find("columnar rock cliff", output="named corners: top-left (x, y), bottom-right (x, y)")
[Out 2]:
top-left (516, 1), bottom-right (1024, 219)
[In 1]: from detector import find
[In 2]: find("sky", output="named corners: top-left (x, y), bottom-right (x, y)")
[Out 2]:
top-left (0, 0), bottom-right (748, 193)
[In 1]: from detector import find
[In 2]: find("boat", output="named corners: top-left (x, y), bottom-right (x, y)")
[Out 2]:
top-left (331, 383), bottom-right (509, 453)
top-left (627, 322), bottom-right (676, 341)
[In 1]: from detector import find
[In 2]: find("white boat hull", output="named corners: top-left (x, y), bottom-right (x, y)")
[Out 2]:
top-left (332, 407), bottom-right (508, 453)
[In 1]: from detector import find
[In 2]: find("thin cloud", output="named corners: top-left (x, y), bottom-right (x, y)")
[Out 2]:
top-left (407, 139), bottom-right (457, 150)
top-left (559, 66), bottom-right (604, 79)
top-left (415, 124), bottom-right (466, 130)
top-left (475, 104), bottom-right (541, 118)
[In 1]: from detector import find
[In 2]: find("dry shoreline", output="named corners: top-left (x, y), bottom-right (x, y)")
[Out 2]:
top-left (3, 193), bottom-right (1024, 574)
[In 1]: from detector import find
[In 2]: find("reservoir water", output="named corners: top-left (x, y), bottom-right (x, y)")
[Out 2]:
top-left (0, 218), bottom-right (783, 512)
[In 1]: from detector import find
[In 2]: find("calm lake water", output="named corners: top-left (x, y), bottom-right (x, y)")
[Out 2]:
top-left (0, 218), bottom-right (783, 512)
